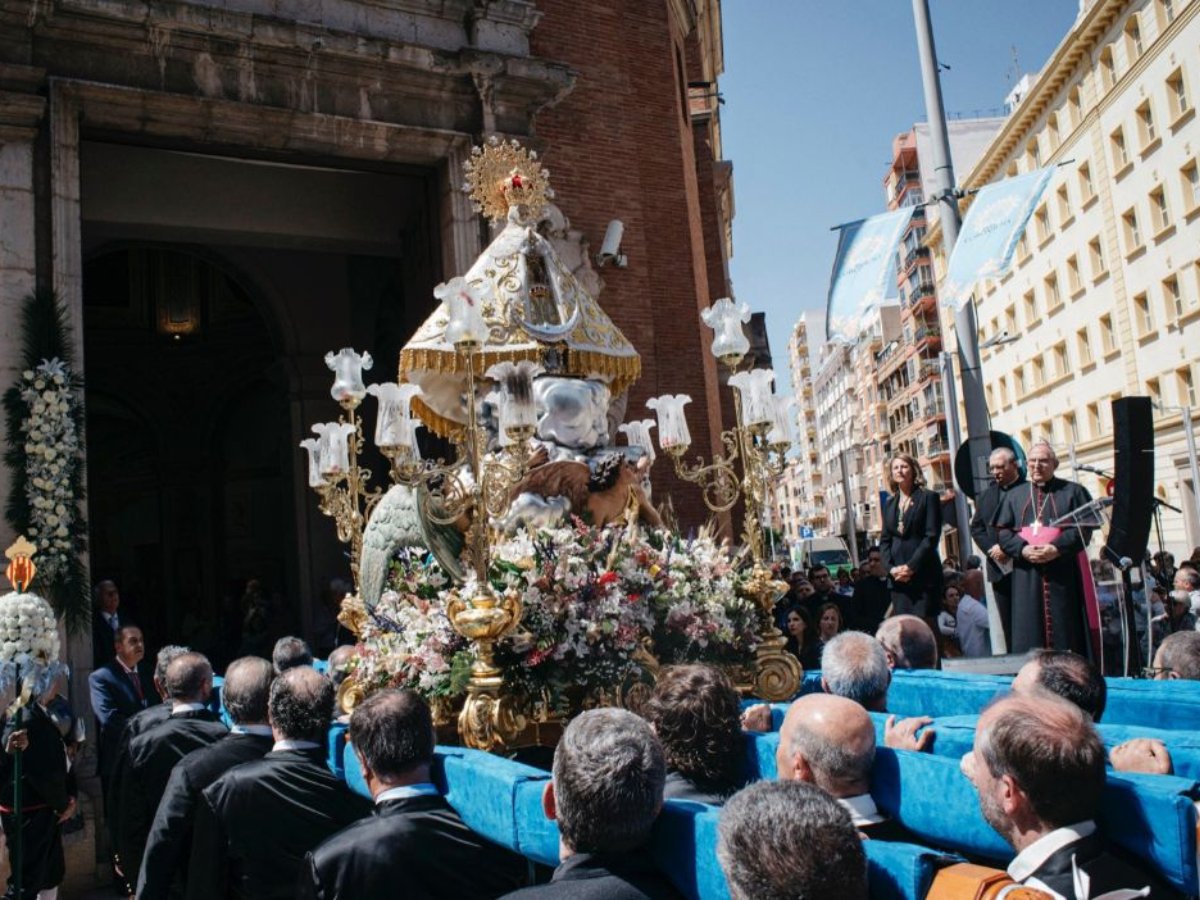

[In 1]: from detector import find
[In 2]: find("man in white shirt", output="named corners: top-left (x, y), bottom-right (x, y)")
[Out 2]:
top-left (955, 570), bottom-right (992, 658)
top-left (960, 695), bottom-right (1169, 898)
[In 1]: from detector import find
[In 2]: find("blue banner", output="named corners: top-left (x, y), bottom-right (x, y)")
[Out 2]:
top-left (825, 207), bottom-right (914, 342)
top-left (941, 167), bottom-right (1056, 311)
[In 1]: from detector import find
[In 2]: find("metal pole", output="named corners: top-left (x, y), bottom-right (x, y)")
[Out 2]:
top-left (912, 0), bottom-right (994, 504)
top-left (840, 449), bottom-right (859, 566)
top-left (1183, 405), bottom-right (1200, 541)
top-left (940, 351), bottom-right (972, 567)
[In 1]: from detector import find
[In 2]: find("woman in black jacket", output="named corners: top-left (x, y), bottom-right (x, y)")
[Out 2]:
top-left (879, 452), bottom-right (944, 619)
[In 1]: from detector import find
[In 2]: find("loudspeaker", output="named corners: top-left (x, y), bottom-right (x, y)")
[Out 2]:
top-left (1106, 397), bottom-right (1154, 562)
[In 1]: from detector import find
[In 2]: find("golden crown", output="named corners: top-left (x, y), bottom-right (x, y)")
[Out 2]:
top-left (462, 137), bottom-right (554, 224)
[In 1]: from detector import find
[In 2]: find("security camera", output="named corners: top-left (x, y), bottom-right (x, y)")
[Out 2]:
top-left (596, 219), bottom-right (627, 268)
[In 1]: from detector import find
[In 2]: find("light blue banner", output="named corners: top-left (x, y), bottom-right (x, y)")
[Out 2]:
top-left (941, 167), bottom-right (1056, 311)
top-left (825, 207), bottom-right (913, 342)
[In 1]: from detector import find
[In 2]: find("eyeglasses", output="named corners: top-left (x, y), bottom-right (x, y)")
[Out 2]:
top-left (1141, 666), bottom-right (1173, 678)
top-left (1027, 458), bottom-right (1055, 466)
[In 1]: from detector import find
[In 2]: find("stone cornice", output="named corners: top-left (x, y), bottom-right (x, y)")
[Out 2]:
top-left (0, 64), bottom-right (48, 139)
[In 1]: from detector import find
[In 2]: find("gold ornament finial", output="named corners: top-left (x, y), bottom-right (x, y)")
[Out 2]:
top-left (462, 137), bottom-right (554, 224)
top-left (4, 536), bottom-right (37, 593)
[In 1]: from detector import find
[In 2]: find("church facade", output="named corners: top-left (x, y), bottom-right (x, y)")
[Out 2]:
top-left (0, 0), bottom-right (735, 670)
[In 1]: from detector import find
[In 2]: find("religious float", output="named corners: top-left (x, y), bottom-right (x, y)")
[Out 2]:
top-left (300, 138), bottom-right (801, 751)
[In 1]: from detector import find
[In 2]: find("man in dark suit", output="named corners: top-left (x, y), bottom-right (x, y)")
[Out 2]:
top-left (774, 693), bottom-right (916, 844)
top-left (718, 781), bottom-right (866, 899)
top-left (500, 709), bottom-right (680, 900)
top-left (91, 579), bottom-right (123, 667)
top-left (187, 666), bottom-right (370, 899)
top-left (89, 626), bottom-right (156, 784)
top-left (849, 546), bottom-right (891, 633)
top-left (962, 694), bottom-right (1175, 898)
top-left (969, 447), bottom-right (1024, 649)
top-left (299, 689), bottom-right (526, 899)
top-left (139, 656), bottom-right (276, 900)
top-left (117, 652), bottom-right (227, 888)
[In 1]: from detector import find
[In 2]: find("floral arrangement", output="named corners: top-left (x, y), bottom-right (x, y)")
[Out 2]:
top-left (352, 523), bottom-right (768, 709)
top-left (3, 291), bottom-right (89, 632)
top-left (0, 590), bottom-right (66, 695)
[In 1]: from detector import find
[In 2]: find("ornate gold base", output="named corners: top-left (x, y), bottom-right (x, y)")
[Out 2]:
top-left (753, 633), bottom-right (803, 702)
top-left (457, 667), bottom-right (530, 751)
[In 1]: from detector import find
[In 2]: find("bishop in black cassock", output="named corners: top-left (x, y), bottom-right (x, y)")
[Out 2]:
top-left (993, 443), bottom-right (1093, 654)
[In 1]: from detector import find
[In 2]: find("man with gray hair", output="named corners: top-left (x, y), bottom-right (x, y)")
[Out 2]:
top-left (139, 656), bottom-right (276, 899)
top-left (272, 636), bottom-right (313, 675)
top-left (994, 440), bottom-right (1094, 653)
top-left (970, 446), bottom-right (1024, 647)
top-left (718, 780), bottom-right (867, 899)
top-left (500, 708), bottom-right (680, 899)
top-left (1151, 631), bottom-right (1200, 680)
top-left (775, 693), bottom-right (915, 841)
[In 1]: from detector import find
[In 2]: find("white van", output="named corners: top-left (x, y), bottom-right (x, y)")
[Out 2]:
top-left (794, 536), bottom-right (854, 576)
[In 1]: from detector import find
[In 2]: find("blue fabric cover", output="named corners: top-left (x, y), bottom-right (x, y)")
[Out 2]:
top-left (312, 658), bottom-right (329, 673)
top-left (742, 731), bottom-right (779, 782)
top-left (343, 738), bottom-right (370, 799)
top-left (1099, 770), bottom-right (1200, 894)
top-left (885, 670), bottom-right (1009, 718)
top-left (1103, 677), bottom-right (1200, 731)
top-left (929, 715), bottom-right (1200, 781)
top-left (327, 720), bottom-right (348, 779)
top-left (864, 841), bottom-right (959, 900)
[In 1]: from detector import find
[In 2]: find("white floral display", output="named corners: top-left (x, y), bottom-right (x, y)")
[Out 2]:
top-left (19, 359), bottom-right (80, 582)
top-left (0, 590), bottom-right (66, 694)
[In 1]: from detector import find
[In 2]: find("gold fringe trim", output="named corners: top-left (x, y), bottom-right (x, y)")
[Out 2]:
top-left (400, 346), bottom-right (642, 437)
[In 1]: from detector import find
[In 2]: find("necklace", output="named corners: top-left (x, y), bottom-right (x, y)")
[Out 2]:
top-left (1031, 483), bottom-right (1052, 534)
top-left (897, 490), bottom-right (913, 535)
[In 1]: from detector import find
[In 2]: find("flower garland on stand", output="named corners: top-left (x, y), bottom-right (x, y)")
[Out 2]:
top-left (2, 290), bottom-right (89, 632)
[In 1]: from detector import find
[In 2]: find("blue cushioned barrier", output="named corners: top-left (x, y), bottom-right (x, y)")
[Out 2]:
top-left (327, 720), bottom-right (348, 779)
top-left (1103, 677), bottom-right (1200, 731)
top-left (312, 658), bottom-right (329, 673)
top-left (885, 670), bottom-right (1010, 719)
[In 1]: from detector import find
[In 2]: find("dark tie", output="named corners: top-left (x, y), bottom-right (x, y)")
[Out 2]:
top-left (127, 668), bottom-right (144, 703)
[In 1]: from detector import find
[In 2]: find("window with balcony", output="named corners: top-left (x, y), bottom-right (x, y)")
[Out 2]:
top-left (1077, 327), bottom-right (1094, 365)
top-left (1035, 204), bottom-right (1051, 242)
top-left (1079, 161), bottom-right (1096, 202)
top-left (1150, 186), bottom-right (1171, 234)
top-left (1136, 100), bottom-right (1158, 149)
top-left (1015, 366), bottom-right (1027, 397)
top-left (1125, 16), bottom-right (1144, 61)
top-left (1057, 184), bottom-right (1073, 222)
top-left (1089, 237), bottom-right (1107, 279)
top-left (1122, 207), bottom-right (1143, 252)
top-left (1068, 85), bottom-right (1083, 127)
top-left (1111, 126), bottom-right (1130, 171)
top-left (1087, 402), bottom-right (1101, 437)
top-left (1045, 273), bottom-right (1062, 311)
top-left (1134, 292), bottom-right (1154, 335)
top-left (1099, 46), bottom-right (1116, 91)
top-left (1146, 376), bottom-right (1162, 404)
top-left (1023, 290), bottom-right (1038, 327)
top-left (1167, 68), bottom-right (1191, 122)
top-left (1053, 341), bottom-right (1069, 377)
top-left (1182, 160), bottom-right (1200, 213)
top-left (1179, 366), bottom-right (1197, 407)
top-left (1157, 0), bottom-right (1176, 27)
top-left (1033, 356), bottom-right (1046, 388)
top-left (1067, 254), bottom-right (1083, 294)
top-left (1164, 274), bottom-right (1184, 319)
top-left (1099, 313), bottom-right (1116, 353)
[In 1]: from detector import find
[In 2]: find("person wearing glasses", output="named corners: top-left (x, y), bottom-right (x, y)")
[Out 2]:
top-left (993, 442), bottom-right (1094, 654)
top-left (969, 447), bottom-right (1025, 649)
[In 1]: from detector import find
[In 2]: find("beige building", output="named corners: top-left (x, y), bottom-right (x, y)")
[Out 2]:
top-left (934, 0), bottom-right (1200, 552)
top-left (775, 311), bottom-right (827, 538)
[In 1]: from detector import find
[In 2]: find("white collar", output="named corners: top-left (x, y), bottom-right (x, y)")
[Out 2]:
top-left (231, 724), bottom-right (273, 737)
top-left (837, 792), bottom-right (885, 827)
top-left (1008, 821), bottom-right (1097, 883)
top-left (171, 702), bottom-right (207, 715)
top-left (374, 783), bottom-right (439, 805)
top-left (271, 739), bottom-right (322, 752)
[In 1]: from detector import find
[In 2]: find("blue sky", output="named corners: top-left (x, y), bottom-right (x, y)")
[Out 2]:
top-left (721, 1), bottom-right (1080, 395)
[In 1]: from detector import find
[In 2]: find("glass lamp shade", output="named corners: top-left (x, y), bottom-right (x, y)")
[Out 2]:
top-left (767, 395), bottom-right (795, 446)
top-left (646, 394), bottom-right (692, 450)
top-left (325, 348), bottom-right (374, 403)
top-left (728, 369), bottom-right (776, 428)
top-left (311, 421), bottom-right (357, 476)
top-left (700, 297), bottom-right (751, 361)
top-left (367, 382), bottom-right (422, 451)
top-left (617, 419), bottom-right (657, 465)
top-left (485, 361), bottom-right (544, 433)
top-left (436, 276), bottom-right (490, 347)
top-left (299, 438), bottom-right (324, 487)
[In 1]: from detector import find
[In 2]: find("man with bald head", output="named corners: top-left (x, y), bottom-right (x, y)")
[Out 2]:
top-left (875, 615), bottom-right (939, 671)
top-left (994, 441), bottom-right (1094, 653)
top-left (970, 447), bottom-right (1024, 648)
top-left (187, 666), bottom-right (369, 899)
top-left (961, 695), bottom-right (1169, 897)
top-left (776, 694), bottom-right (912, 842)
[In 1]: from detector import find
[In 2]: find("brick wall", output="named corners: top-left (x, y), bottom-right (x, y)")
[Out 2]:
top-left (531, 0), bottom-right (730, 531)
